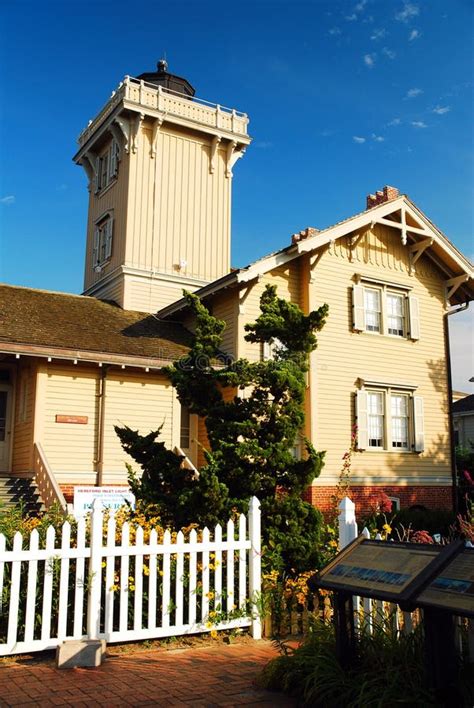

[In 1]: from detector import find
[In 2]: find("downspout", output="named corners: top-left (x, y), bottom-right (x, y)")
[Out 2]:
top-left (96, 365), bottom-right (109, 487)
top-left (445, 301), bottom-right (469, 514)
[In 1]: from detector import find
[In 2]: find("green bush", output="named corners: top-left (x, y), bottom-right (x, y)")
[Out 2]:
top-left (389, 507), bottom-right (455, 538)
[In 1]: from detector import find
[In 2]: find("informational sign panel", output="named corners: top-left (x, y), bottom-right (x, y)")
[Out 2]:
top-left (417, 548), bottom-right (474, 618)
top-left (315, 537), bottom-right (460, 603)
top-left (73, 486), bottom-right (135, 517)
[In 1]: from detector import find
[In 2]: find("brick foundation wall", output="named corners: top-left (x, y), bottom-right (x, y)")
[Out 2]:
top-left (303, 485), bottom-right (453, 516)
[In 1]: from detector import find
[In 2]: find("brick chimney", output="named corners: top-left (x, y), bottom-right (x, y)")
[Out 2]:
top-left (366, 185), bottom-right (399, 209)
top-left (291, 227), bottom-right (319, 245)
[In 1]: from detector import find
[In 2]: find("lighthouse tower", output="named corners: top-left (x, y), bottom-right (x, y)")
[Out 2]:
top-left (74, 60), bottom-right (251, 312)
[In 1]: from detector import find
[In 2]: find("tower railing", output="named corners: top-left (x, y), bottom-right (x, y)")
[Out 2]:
top-left (77, 76), bottom-right (249, 148)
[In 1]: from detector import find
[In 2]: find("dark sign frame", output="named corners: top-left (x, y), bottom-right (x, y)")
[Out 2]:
top-left (313, 535), bottom-right (464, 608)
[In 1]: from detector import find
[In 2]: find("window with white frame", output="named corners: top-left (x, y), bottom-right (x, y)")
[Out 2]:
top-left (95, 140), bottom-right (119, 193)
top-left (93, 214), bottom-right (113, 266)
top-left (180, 404), bottom-right (191, 451)
top-left (353, 281), bottom-right (420, 340)
top-left (367, 391), bottom-right (384, 447)
top-left (356, 386), bottom-right (424, 453)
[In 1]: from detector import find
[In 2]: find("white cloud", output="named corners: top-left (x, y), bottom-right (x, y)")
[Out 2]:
top-left (382, 47), bottom-right (396, 59)
top-left (353, 136), bottom-right (366, 144)
top-left (345, 13), bottom-right (357, 21)
top-left (370, 28), bottom-right (386, 40)
top-left (395, 2), bottom-right (420, 23)
top-left (328, 26), bottom-right (342, 36)
top-left (409, 29), bottom-right (420, 40)
top-left (364, 53), bottom-right (376, 68)
top-left (406, 87), bottom-right (423, 98)
top-left (388, 117), bottom-right (402, 126)
top-left (411, 120), bottom-right (427, 128)
top-left (355, 0), bottom-right (368, 11)
top-left (450, 306), bottom-right (474, 393)
top-left (0, 195), bottom-right (15, 205)
top-left (371, 133), bottom-right (385, 142)
top-left (433, 105), bottom-right (451, 115)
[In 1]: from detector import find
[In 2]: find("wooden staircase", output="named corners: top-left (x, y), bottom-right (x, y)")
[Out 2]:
top-left (0, 474), bottom-right (44, 515)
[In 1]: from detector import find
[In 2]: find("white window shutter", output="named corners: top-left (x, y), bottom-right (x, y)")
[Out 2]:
top-left (93, 227), bottom-right (100, 264)
top-left (94, 156), bottom-right (100, 193)
top-left (356, 390), bottom-right (368, 450)
top-left (408, 295), bottom-right (420, 340)
top-left (262, 342), bottom-right (272, 361)
top-left (352, 284), bottom-right (366, 331)
top-left (109, 142), bottom-right (118, 179)
top-left (105, 218), bottom-right (113, 260)
top-left (413, 396), bottom-right (425, 452)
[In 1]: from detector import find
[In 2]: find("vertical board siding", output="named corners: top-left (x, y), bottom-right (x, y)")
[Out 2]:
top-left (83, 152), bottom-right (130, 293)
top-left (12, 364), bottom-right (36, 472)
top-left (40, 364), bottom-right (174, 486)
top-left (102, 370), bottom-right (173, 484)
top-left (125, 124), bottom-right (231, 282)
top-left (308, 225), bottom-right (451, 485)
top-left (42, 365), bottom-right (98, 482)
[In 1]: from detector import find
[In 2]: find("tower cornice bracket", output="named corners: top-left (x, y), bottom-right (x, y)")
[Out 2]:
top-left (151, 115), bottom-right (165, 158)
top-left (109, 123), bottom-right (124, 157)
top-left (114, 117), bottom-right (131, 153)
top-left (225, 140), bottom-right (237, 178)
top-left (210, 135), bottom-right (222, 174)
top-left (131, 113), bottom-right (144, 154)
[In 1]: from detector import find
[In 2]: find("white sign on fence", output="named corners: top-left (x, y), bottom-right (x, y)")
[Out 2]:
top-left (73, 486), bottom-right (135, 517)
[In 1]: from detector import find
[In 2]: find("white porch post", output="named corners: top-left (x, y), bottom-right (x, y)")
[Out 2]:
top-left (248, 496), bottom-right (262, 640)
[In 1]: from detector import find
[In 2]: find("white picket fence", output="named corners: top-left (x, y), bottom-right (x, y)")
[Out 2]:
top-left (0, 497), bottom-right (262, 656)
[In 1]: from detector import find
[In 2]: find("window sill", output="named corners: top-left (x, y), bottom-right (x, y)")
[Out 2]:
top-left (96, 179), bottom-right (117, 199)
top-left (354, 330), bottom-right (413, 342)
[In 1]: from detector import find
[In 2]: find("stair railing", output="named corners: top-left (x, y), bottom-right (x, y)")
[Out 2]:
top-left (32, 442), bottom-right (68, 513)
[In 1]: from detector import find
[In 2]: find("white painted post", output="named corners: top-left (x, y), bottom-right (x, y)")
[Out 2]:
top-left (338, 497), bottom-right (358, 550)
top-left (87, 499), bottom-right (103, 640)
top-left (248, 496), bottom-right (261, 640)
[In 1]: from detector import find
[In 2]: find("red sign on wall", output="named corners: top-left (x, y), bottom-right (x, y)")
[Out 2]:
top-left (55, 415), bottom-right (88, 424)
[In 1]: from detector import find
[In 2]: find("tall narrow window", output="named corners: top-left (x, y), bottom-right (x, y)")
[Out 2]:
top-left (364, 288), bottom-right (381, 332)
top-left (180, 405), bottom-right (190, 451)
top-left (367, 391), bottom-right (384, 447)
top-left (391, 394), bottom-right (409, 449)
top-left (387, 293), bottom-right (405, 336)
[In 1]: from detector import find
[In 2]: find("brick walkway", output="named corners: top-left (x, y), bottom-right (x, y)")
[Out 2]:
top-left (0, 641), bottom-right (296, 707)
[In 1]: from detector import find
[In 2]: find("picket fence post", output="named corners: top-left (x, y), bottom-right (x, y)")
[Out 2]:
top-left (338, 497), bottom-right (358, 550)
top-left (87, 499), bottom-right (104, 640)
top-left (248, 496), bottom-right (262, 640)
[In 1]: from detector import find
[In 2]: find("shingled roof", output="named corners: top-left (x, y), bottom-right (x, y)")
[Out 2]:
top-left (0, 284), bottom-right (192, 366)
top-left (453, 394), bottom-right (474, 414)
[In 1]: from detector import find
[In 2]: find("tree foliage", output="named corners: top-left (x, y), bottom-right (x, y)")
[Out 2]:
top-left (116, 284), bottom-right (329, 573)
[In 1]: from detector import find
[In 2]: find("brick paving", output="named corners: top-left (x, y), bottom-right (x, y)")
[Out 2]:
top-left (0, 640), bottom-right (296, 707)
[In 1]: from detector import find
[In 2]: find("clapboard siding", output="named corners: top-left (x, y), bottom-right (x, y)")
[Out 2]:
top-left (11, 364), bottom-right (36, 472)
top-left (307, 224), bottom-right (451, 486)
top-left (239, 261), bottom-right (302, 361)
top-left (213, 293), bottom-right (237, 358)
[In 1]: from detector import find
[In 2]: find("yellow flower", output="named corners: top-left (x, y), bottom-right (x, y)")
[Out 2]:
top-left (205, 591), bottom-right (215, 600)
top-left (210, 629), bottom-right (218, 639)
top-left (383, 524), bottom-right (392, 534)
top-left (205, 621), bottom-right (213, 629)
top-left (328, 540), bottom-right (338, 548)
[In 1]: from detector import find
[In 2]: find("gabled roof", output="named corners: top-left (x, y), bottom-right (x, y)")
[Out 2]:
top-left (157, 193), bottom-right (474, 318)
top-left (453, 394), bottom-right (474, 414)
top-left (0, 284), bottom-right (192, 368)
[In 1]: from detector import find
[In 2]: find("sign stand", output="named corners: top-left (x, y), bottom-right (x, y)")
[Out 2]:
top-left (333, 591), bottom-right (355, 668)
top-left (423, 608), bottom-right (462, 707)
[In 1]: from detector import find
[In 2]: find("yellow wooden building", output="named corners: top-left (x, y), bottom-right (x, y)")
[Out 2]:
top-left (1, 61), bottom-right (473, 514)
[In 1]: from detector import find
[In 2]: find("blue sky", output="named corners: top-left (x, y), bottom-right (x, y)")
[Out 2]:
top-left (0, 0), bottom-right (473, 388)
